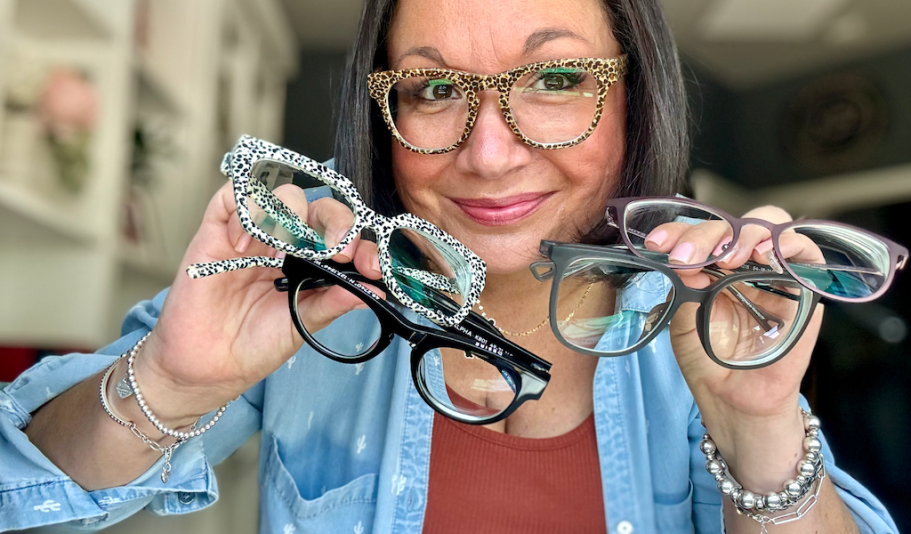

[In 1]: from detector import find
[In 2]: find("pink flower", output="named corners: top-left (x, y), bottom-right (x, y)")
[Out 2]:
top-left (39, 68), bottom-right (98, 136)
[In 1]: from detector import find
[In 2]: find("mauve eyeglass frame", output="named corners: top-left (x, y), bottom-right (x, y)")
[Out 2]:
top-left (604, 196), bottom-right (908, 304)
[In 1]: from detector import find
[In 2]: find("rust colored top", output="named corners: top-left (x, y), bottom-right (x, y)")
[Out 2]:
top-left (422, 412), bottom-right (606, 533)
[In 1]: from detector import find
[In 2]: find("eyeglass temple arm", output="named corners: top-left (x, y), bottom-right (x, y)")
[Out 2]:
top-left (702, 268), bottom-right (787, 332)
top-left (392, 266), bottom-right (461, 293)
top-left (187, 256), bottom-right (284, 278)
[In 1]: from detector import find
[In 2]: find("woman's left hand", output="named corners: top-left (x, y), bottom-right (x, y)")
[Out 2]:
top-left (650, 205), bottom-right (824, 491)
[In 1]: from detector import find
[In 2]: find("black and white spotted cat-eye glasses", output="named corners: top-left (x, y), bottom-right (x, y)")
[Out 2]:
top-left (187, 135), bottom-right (487, 327)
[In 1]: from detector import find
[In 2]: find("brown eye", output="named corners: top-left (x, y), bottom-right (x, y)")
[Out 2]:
top-left (543, 74), bottom-right (565, 90)
top-left (432, 84), bottom-right (453, 99)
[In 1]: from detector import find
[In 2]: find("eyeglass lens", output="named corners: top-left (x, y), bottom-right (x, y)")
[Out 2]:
top-left (554, 258), bottom-right (811, 366)
top-left (248, 159), bottom-right (475, 321)
top-left (387, 66), bottom-right (599, 150)
top-left (248, 159), bottom-right (355, 251)
top-left (419, 348), bottom-right (520, 420)
top-left (288, 278), bottom-right (520, 419)
top-left (619, 199), bottom-right (891, 300)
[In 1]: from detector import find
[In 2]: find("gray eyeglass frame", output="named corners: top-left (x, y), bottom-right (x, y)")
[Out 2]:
top-left (531, 241), bottom-right (822, 370)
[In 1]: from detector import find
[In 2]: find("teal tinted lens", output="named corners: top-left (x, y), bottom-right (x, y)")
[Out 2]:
top-left (785, 224), bottom-right (890, 300)
top-left (419, 348), bottom-right (518, 420)
top-left (556, 258), bottom-right (674, 354)
top-left (388, 228), bottom-right (472, 318)
top-left (246, 159), bottom-right (356, 252)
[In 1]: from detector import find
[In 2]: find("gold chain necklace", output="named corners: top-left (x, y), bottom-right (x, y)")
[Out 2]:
top-left (477, 282), bottom-right (595, 337)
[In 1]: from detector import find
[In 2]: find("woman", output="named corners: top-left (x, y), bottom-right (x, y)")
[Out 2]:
top-left (0, 0), bottom-right (896, 532)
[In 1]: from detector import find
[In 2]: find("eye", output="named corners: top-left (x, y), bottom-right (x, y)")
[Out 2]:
top-left (418, 79), bottom-right (459, 100)
top-left (541, 73), bottom-right (568, 90)
top-left (529, 69), bottom-right (586, 92)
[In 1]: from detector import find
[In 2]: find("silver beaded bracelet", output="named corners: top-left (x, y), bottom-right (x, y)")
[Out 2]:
top-left (99, 358), bottom-right (186, 483)
top-left (124, 332), bottom-right (231, 441)
top-left (700, 409), bottom-right (826, 533)
top-left (99, 332), bottom-right (232, 482)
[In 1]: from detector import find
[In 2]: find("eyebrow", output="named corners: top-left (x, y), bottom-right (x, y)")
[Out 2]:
top-left (391, 46), bottom-right (446, 68)
top-left (391, 28), bottom-right (589, 69)
top-left (523, 28), bottom-right (588, 55)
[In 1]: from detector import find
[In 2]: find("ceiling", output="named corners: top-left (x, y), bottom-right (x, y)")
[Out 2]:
top-left (278, 0), bottom-right (911, 89)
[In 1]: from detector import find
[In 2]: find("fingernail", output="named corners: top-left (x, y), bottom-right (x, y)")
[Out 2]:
top-left (669, 242), bottom-right (695, 264)
top-left (712, 236), bottom-right (733, 258)
top-left (645, 229), bottom-right (668, 248)
top-left (235, 233), bottom-right (252, 254)
top-left (372, 255), bottom-right (381, 274)
top-left (755, 239), bottom-right (774, 254)
top-left (275, 251), bottom-right (287, 260)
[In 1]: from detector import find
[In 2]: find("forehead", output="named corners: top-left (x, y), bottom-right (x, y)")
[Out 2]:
top-left (387, 0), bottom-right (617, 71)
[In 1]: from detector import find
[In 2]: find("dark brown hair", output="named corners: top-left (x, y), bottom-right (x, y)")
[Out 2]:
top-left (333, 0), bottom-right (689, 242)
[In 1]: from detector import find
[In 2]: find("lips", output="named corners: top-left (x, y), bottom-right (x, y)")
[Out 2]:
top-left (451, 193), bottom-right (553, 226)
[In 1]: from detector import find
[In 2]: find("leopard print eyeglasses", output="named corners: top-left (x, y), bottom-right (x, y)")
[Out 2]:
top-left (368, 56), bottom-right (628, 154)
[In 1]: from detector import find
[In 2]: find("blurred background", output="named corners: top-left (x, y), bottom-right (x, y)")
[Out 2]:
top-left (0, 0), bottom-right (907, 532)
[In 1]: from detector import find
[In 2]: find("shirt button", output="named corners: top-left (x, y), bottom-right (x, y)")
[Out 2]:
top-left (617, 520), bottom-right (634, 534)
top-left (178, 492), bottom-right (195, 505)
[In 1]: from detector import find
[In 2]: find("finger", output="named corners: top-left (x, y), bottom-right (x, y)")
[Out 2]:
top-left (299, 285), bottom-right (370, 333)
top-left (713, 224), bottom-right (771, 270)
top-left (776, 230), bottom-right (825, 264)
top-left (201, 182), bottom-right (264, 257)
top-left (309, 197), bottom-right (357, 250)
top-left (644, 222), bottom-right (691, 253)
top-left (715, 205), bottom-right (793, 270)
top-left (751, 231), bottom-right (823, 265)
top-left (353, 241), bottom-right (382, 280)
top-left (663, 220), bottom-right (733, 265)
top-left (741, 205), bottom-right (792, 225)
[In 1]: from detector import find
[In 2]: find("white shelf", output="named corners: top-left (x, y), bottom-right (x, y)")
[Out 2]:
top-left (0, 180), bottom-right (96, 244)
top-left (0, 0), bottom-right (297, 349)
top-left (134, 52), bottom-right (185, 116)
top-left (13, 0), bottom-right (113, 42)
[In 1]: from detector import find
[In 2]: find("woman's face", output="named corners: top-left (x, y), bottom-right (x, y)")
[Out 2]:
top-left (387, 0), bottom-right (627, 275)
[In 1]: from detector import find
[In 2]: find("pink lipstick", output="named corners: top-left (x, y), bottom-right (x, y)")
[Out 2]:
top-left (451, 193), bottom-right (552, 226)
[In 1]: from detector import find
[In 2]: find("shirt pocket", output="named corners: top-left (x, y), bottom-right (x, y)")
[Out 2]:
top-left (654, 481), bottom-right (695, 534)
top-left (261, 435), bottom-right (378, 533)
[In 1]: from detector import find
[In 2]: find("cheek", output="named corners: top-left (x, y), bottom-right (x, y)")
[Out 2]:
top-left (390, 144), bottom-right (445, 212)
top-left (554, 85), bottom-right (627, 212)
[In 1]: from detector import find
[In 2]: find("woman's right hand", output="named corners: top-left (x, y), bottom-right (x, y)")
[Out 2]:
top-left (133, 182), bottom-right (382, 426)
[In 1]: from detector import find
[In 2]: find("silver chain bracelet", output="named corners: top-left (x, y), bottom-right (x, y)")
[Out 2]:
top-left (701, 409), bottom-right (826, 533)
top-left (100, 358), bottom-right (186, 483)
top-left (100, 331), bottom-right (232, 482)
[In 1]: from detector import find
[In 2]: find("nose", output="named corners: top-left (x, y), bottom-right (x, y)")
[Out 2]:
top-left (454, 91), bottom-right (532, 180)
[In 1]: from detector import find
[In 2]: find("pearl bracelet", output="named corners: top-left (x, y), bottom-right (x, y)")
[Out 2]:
top-left (125, 332), bottom-right (232, 441)
top-left (701, 409), bottom-right (825, 530)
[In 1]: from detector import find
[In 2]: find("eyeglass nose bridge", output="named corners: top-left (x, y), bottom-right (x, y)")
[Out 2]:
top-left (460, 73), bottom-right (542, 148)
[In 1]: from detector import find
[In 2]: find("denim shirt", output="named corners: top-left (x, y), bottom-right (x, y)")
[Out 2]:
top-left (0, 279), bottom-right (898, 533)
